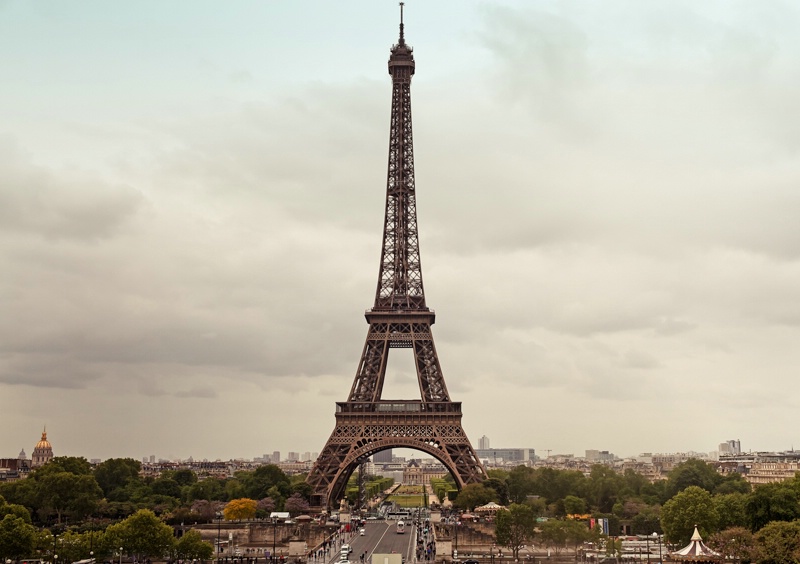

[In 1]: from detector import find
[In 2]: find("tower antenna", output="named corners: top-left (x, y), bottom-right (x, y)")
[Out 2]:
top-left (399, 2), bottom-right (405, 45)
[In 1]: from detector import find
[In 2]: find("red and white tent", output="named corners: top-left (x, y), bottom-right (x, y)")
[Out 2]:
top-left (475, 502), bottom-right (505, 514)
top-left (671, 527), bottom-right (720, 562)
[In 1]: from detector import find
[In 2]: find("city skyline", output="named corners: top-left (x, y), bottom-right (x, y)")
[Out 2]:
top-left (3, 1), bottom-right (800, 461)
top-left (4, 426), bottom-right (763, 465)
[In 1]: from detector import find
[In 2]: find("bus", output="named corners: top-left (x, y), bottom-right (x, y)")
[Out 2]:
top-left (396, 520), bottom-right (405, 534)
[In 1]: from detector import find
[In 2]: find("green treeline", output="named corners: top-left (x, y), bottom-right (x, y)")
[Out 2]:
top-left (7, 455), bottom-right (800, 564)
top-left (448, 460), bottom-right (800, 562)
top-left (345, 475), bottom-right (394, 505)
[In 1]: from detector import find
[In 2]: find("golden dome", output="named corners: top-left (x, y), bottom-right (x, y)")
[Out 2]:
top-left (35, 428), bottom-right (52, 450)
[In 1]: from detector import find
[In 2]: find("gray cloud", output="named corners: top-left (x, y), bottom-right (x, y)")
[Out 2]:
top-left (3, 1), bottom-right (800, 460)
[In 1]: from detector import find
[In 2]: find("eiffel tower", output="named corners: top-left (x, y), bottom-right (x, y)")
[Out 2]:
top-left (306, 6), bottom-right (486, 509)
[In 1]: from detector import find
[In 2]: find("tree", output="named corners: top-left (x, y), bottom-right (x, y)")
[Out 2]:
top-left (563, 495), bottom-right (587, 516)
top-left (150, 478), bottom-right (182, 499)
top-left (524, 497), bottom-right (547, 518)
top-left (630, 507), bottom-right (661, 536)
top-left (707, 527), bottom-right (758, 564)
top-left (174, 530), bottom-right (213, 560)
top-left (35, 472), bottom-right (103, 523)
top-left (484, 477), bottom-right (510, 506)
top-left (661, 486), bottom-right (718, 545)
top-left (104, 509), bottom-right (175, 561)
top-left (453, 484), bottom-right (497, 511)
top-left (36, 457), bottom-right (93, 477)
top-left (754, 520), bottom-right (800, 564)
top-left (93, 458), bottom-right (142, 498)
top-left (586, 465), bottom-right (624, 513)
top-left (507, 466), bottom-right (537, 504)
top-left (746, 482), bottom-right (800, 532)
top-left (290, 480), bottom-right (313, 500)
top-left (640, 480), bottom-right (668, 506)
top-left (622, 469), bottom-right (650, 498)
top-left (267, 486), bottom-right (286, 512)
top-left (192, 500), bottom-right (226, 523)
top-left (0, 500), bottom-right (31, 523)
top-left (188, 478), bottom-right (225, 502)
top-left (0, 513), bottom-right (37, 560)
top-left (495, 504), bottom-right (536, 560)
top-left (225, 480), bottom-right (247, 502)
top-left (618, 499), bottom-right (649, 520)
top-left (284, 494), bottom-right (309, 516)
top-left (714, 493), bottom-right (748, 531)
top-left (224, 498), bottom-right (257, 521)
top-left (539, 520), bottom-right (569, 555)
top-left (564, 520), bottom-right (592, 554)
top-left (537, 468), bottom-right (588, 506)
top-left (169, 469), bottom-right (198, 487)
top-left (714, 473), bottom-right (751, 495)
top-left (239, 466), bottom-right (291, 501)
top-left (257, 497), bottom-right (276, 516)
top-left (664, 459), bottom-right (722, 500)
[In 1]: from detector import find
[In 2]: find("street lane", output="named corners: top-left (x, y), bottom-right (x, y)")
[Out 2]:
top-left (326, 520), bottom-right (415, 564)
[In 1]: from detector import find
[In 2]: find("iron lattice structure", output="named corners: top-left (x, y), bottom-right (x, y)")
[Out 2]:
top-left (306, 11), bottom-right (486, 509)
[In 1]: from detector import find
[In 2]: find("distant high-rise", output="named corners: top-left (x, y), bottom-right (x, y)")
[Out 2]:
top-left (149, 455), bottom-right (155, 463)
top-left (719, 440), bottom-right (742, 455)
top-left (272, 451), bottom-right (281, 463)
top-left (585, 449), bottom-right (615, 462)
top-left (373, 449), bottom-right (393, 464)
top-left (479, 435), bottom-right (490, 450)
top-left (288, 452), bottom-right (300, 462)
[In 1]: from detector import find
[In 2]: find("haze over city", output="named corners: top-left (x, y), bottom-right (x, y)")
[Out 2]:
top-left (3, 1), bottom-right (800, 462)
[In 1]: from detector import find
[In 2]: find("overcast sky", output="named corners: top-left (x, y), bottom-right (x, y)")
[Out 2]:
top-left (2, 0), bottom-right (800, 463)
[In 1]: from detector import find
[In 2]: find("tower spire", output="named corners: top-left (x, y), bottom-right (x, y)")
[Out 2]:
top-left (399, 2), bottom-right (405, 46)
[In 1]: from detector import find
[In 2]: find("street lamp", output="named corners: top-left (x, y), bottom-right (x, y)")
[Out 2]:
top-left (645, 535), bottom-right (650, 564)
top-left (653, 533), bottom-right (661, 564)
top-left (453, 520), bottom-right (458, 561)
top-left (272, 517), bottom-right (278, 564)
top-left (119, 547), bottom-right (123, 564)
top-left (217, 512), bottom-right (223, 564)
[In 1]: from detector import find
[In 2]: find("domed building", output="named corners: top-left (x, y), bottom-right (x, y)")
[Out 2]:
top-left (31, 427), bottom-right (54, 467)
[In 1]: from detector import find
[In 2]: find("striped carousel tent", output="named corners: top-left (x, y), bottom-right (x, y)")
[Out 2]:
top-left (671, 527), bottom-right (720, 562)
top-left (475, 502), bottom-right (505, 514)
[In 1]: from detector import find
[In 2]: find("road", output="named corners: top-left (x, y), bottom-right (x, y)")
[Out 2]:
top-left (325, 520), bottom-right (423, 564)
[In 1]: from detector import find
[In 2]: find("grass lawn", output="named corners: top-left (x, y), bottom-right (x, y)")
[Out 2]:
top-left (390, 495), bottom-right (425, 507)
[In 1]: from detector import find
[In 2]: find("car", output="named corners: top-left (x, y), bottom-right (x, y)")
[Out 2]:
top-left (463, 560), bottom-right (480, 564)
top-left (359, 528), bottom-right (365, 536)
